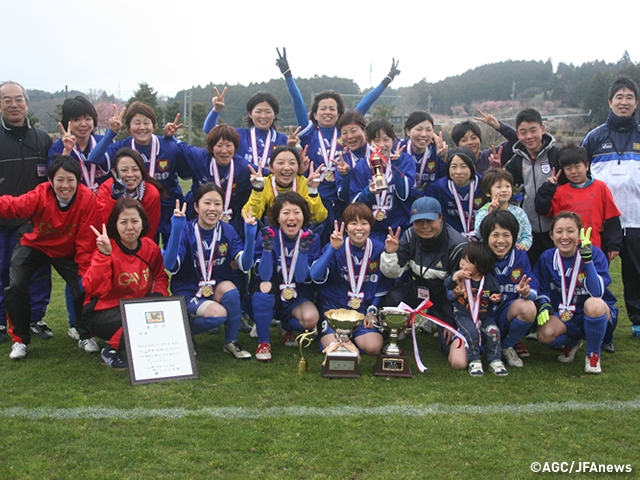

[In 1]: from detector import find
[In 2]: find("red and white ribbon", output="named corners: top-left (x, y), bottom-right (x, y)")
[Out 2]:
top-left (448, 179), bottom-right (476, 237)
top-left (210, 158), bottom-right (235, 221)
top-left (250, 127), bottom-right (272, 169)
top-left (465, 276), bottom-right (486, 345)
top-left (131, 134), bottom-right (159, 177)
top-left (72, 136), bottom-right (98, 193)
top-left (554, 250), bottom-right (582, 320)
top-left (318, 127), bottom-right (338, 182)
top-left (279, 230), bottom-right (301, 301)
top-left (345, 238), bottom-right (372, 308)
top-left (194, 223), bottom-right (219, 297)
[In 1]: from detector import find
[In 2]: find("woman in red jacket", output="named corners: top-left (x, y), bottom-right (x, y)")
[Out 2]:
top-left (82, 198), bottom-right (169, 371)
top-left (96, 147), bottom-right (164, 240)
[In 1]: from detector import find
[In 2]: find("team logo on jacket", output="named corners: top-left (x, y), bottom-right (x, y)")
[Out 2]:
top-left (541, 161), bottom-right (550, 175)
top-left (634, 143), bottom-right (640, 151)
top-left (427, 161), bottom-right (436, 172)
top-left (368, 261), bottom-right (378, 273)
top-left (510, 268), bottom-right (522, 282)
top-left (218, 243), bottom-right (228, 256)
top-left (474, 197), bottom-right (484, 207)
top-left (602, 142), bottom-right (613, 150)
top-left (578, 272), bottom-right (585, 285)
top-left (158, 160), bottom-right (169, 171)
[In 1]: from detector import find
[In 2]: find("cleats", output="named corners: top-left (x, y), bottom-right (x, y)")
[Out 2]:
top-left (9, 342), bottom-right (29, 360)
top-left (558, 341), bottom-right (583, 363)
top-left (502, 346), bottom-right (524, 367)
top-left (585, 352), bottom-right (602, 374)
top-left (223, 341), bottom-right (251, 360)
top-left (79, 337), bottom-right (100, 354)
top-left (513, 340), bottom-right (530, 358)
top-left (255, 342), bottom-right (272, 362)
top-left (100, 347), bottom-right (128, 371)
top-left (30, 321), bottom-right (53, 340)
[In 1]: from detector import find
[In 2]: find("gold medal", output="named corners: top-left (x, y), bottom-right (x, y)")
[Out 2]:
top-left (221, 214), bottom-right (230, 223)
top-left (202, 284), bottom-right (214, 298)
top-left (375, 210), bottom-right (386, 221)
top-left (283, 287), bottom-right (294, 301)
top-left (324, 170), bottom-right (335, 182)
top-left (561, 310), bottom-right (572, 322)
top-left (349, 297), bottom-right (361, 310)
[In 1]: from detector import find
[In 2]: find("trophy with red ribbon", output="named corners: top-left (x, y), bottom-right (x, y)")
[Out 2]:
top-left (321, 309), bottom-right (364, 378)
top-left (370, 151), bottom-right (389, 192)
top-left (373, 307), bottom-right (412, 378)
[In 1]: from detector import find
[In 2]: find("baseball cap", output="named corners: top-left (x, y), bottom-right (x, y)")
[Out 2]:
top-left (409, 197), bottom-right (442, 223)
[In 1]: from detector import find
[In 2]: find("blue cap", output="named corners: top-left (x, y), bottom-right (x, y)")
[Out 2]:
top-left (409, 197), bottom-right (442, 223)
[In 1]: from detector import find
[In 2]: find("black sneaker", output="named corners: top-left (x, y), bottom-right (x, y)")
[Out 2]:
top-left (100, 346), bottom-right (128, 371)
top-left (0, 325), bottom-right (7, 343)
top-left (30, 321), bottom-right (53, 340)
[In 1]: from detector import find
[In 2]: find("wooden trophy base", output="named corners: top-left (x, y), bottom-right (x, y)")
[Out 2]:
top-left (322, 352), bottom-right (361, 379)
top-left (373, 353), bottom-right (412, 378)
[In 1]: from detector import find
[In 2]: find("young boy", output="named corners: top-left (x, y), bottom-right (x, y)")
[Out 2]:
top-left (451, 109), bottom-right (518, 174)
top-left (504, 108), bottom-right (564, 266)
top-left (535, 143), bottom-right (622, 259)
top-left (445, 242), bottom-right (506, 376)
top-left (474, 169), bottom-right (532, 250)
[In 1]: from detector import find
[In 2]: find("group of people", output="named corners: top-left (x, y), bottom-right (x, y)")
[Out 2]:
top-left (0, 55), bottom-right (637, 376)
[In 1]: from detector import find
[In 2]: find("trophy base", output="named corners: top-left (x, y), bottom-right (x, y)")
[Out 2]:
top-left (373, 354), bottom-right (412, 378)
top-left (322, 351), bottom-right (360, 379)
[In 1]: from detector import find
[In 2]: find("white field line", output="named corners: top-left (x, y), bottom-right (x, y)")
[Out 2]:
top-left (1, 400), bottom-right (639, 420)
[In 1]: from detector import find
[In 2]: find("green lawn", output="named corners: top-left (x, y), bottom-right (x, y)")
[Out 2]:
top-left (0, 258), bottom-right (638, 479)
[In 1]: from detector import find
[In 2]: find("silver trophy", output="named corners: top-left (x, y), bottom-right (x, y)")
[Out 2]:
top-left (374, 307), bottom-right (412, 377)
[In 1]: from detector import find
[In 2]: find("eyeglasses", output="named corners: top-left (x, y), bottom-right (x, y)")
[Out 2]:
top-left (1, 97), bottom-right (26, 106)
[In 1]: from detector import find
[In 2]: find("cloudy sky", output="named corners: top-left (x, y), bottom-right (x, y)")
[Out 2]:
top-left (6, 0), bottom-right (638, 99)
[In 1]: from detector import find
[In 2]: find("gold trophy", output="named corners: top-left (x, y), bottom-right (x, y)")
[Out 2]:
top-left (373, 307), bottom-right (412, 378)
top-left (370, 152), bottom-right (388, 192)
top-left (322, 309), bottom-right (364, 378)
top-left (296, 327), bottom-right (317, 373)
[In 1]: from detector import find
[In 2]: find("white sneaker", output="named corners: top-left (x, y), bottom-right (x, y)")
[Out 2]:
top-left (9, 342), bottom-right (29, 360)
top-left (223, 341), bottom-right (252, 360)
top-left (249, 323), bottom-right (258, 338)
top-left (489, 359), bottom-right (509, 376)
top-left (67, 327), bottom-right (80, 341)
top-left (468, 360), bottom-right (484, 376)
top-left (502, 346), bottom-right (524, 367)
top-left (558, 341), bottom-right (583, 363)
top-left (585, 353), bottom-right (602, 374)
top-left (79, 337), bottom-right (100, 354)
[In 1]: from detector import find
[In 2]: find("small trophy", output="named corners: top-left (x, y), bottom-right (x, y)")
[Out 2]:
top-left (373, 307), bottom-right (412, 378)
top-left (322, 309), bottom-right (364, 379)
top-left (296, 327), bottom-right (317, 373)
top-left (370, 152), bottom-right (388, 192)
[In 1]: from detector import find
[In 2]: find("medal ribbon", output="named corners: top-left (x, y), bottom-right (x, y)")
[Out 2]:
top-left (318, 127), bottom-right (338, 182)
top-left (448, 179), bottom-right (476, 236)
top-left (345, 238), bottom-right (372, 308)
top-left (278, 230), bottom-right (301, 301)
top-left (210, 158), bottom-right (235, 221)
top-left (554, 250), bottom-right (581, 319)
top-left (349, 144), bottom-right (371, 166)
top-left (407, 140), bottom-right (432, 186)
top-left (250, 127), bottom-right (272, 169)
top-left (465, 277), bottom-right (486, 345)
top-left (131, 134), bottom-right (159, 177)
top-left (194, 223), bottom-right (219, 297)
top-left (72, 136), bottom-right (98, 193)
top-left (271, 175), bottom-right (297, 198)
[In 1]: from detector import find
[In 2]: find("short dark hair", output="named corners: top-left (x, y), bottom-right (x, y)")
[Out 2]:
top-left (244, 91), bottom-right (280, 128)
top-left (404, 111), bottom-right (434, 136)
top-left (310, 91), bottom-right (345, 126)
top-left (608, 74), bottom-right (639, 102)
top-left (550, 210), bottom-right (582, 233)
top-left (480, 169), bottom-right (514, 198)
top-left (106, 197), bottom-right (150, 240)
top-left (112, 147), bottom-right (167, 199)
top-left (479, 210), bottom-right (520, 245)
top-left (451, 121), bottom-right (482, 145)
top-left (336, 110), bottom-right (367, 132)
top-left (515, 108), bottom-right (543, 129)
top-left (206, 124), bottom-right (240, 155)
top-left (269, 145), bottom-right (300, 166)
top-left (341, 202), bottom-right (374, 228)
top-left (460, 242), bottom-right (495, 276)
top-left (61, 96), bottom-right (98, 130)
top-left (48, 155), bottom-right (81, 182)
top-left (193, 182), bottom-right (225, 206)
top-left (558, 143), bottom-right (589, 167)
top-left (268, 191), bottom-right (312, 227)
top-left (125, 101), bottom-right (157, 129)
top-left (365, 118), bottom-right (396, 142)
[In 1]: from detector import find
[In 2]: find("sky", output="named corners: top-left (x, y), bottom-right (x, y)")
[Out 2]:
top-left (5, 0), bottom-right (639, 100)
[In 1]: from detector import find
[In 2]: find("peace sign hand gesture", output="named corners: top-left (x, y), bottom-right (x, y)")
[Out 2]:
top-left (173, 199), bottom-right (187, 217)
top-left (276, 47), bottom-right (291, 77)
top-left (474, 109), bottom-right (500, 130)
top-left (547, 167), bottom-right (562, 185)
top-left (212, 86), bottom-right (227, 112)
top-left (434, 131), bottom-right (448, 158)
top-left (306, 160), bottom-right (322, 189)
top-left (488, 145), bottom-right (503, 169)
top-left (164, 113), bottom-right (184, 137)
top-left (330, 220), bottom-right (345, 250)
top-left (390, 143), bottom-right (406, 162)
top-left (385, 226), bottom-right (401, 254)
top-left (90, 224), bottom-right (112, 255)
top-left (332, 152), bottom-right (351, 176)
top-left (287, 125), bottom-right (301, 148)
top-left (515, 274), bottom-right (532, 298)
top-left (58, 122), bottom-right (76, 155)
top-left (241, 206), bottom-right (257, 226)
top-left (247, 164), bottom-right (265, 190)
top-left (109, 105), bottom-right (126, 134)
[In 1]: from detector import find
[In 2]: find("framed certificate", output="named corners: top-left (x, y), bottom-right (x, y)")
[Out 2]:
top-left (120, 296), bottom-right (198, 385)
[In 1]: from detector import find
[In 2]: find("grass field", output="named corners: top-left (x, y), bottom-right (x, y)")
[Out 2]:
top-left (0, 258), bottom-right (638, 479)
